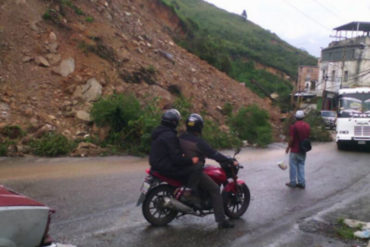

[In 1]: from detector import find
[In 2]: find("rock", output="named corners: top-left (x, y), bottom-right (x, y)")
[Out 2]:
top-left (75, 110), bottom-right (91, 122)
top-left (48, 42), bottom-right (59, 53)
top-left (71, 142), bottom-right (104, 157)
top-left (16, 144), bottom-right (31, 154)
top-left (0, 102), bottom-right (10, 120)
top-left (33, 124), bottom-right (55, 138)
top-left (145, 85), bottom-right (172, 108)
top-left (53, 57), bottom-right (75, 77)
top-left (46, 53), bottom-right (61, 65)
top-left (157, 50), bottom-right (175, 64)
top-left (24, 107), bottom-right (33, 116)
top-left (49, 32), bottom-right (57, 41)
top-left (73, 78), bottom-right (102, 102)
top-left (35, 56), bottom-right (50, 67)
top-left (22, 56), bottom-right (33, 63)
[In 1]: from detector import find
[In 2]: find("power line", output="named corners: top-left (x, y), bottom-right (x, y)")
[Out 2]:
top-left (311, 0), bottom-right (346, 22)
top-left (281, 0), bottom-right (331, 32)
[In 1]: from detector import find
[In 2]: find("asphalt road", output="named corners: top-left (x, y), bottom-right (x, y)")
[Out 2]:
top-left (0, 142), bottom-right (369, 247)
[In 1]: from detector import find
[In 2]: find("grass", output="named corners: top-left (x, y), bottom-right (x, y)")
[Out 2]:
top-left (159, 0), bottom-right (317, 111)
top-left (85, 16), bottom-right (94, 23)
top-left (335, 218), bottom-right (362, 240)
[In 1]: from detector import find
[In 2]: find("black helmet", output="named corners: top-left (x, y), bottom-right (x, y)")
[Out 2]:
top-left (186, 113), bottom-right (204, 133)
top-left (161, 109), bottom-right (181, 127)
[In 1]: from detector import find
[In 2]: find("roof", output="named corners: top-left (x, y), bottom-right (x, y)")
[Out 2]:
top-left (338, 87), bottom-right (370, 95)
top-left (334, 22), bottom-right (370, 32)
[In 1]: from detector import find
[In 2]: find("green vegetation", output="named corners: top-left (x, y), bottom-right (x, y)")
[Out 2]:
top-left (61, 0), bottom-right (85, 15)
top-left (0, 139), bottom-right (13, 156)
top-left (283, 109), bottom-right (332, 142)
top-left (0, 125), bottom-right (25, 156)
top-left (229, 105), bottom-right (272, 147)
top-left (90, 94), bottom-right (273, 154)
top-left (203, 119), bottom-right (241, 149)
top-left (160, 0), bottom-right (317, 111)
top-left (85, 16), bottom-right (94, 23)
top-left (30, 132), bottom-right (75, 157)
top-left (0, 125), bottom-right (25, 139)
top-left (91, 94), bottom-right (162, 154)
top-left (335, 218), bottom-right (362, 240)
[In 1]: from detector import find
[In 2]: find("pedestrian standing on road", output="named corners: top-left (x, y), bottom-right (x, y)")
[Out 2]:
top-left (285, 110), bottom-right (311, 189)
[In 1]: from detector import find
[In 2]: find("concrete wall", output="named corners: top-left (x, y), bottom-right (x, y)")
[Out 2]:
top-left (318, 36), bottom-right (370, 96)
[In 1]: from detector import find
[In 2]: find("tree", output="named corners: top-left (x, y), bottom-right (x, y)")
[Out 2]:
top-left (241, 10), bottom-right (247, 21)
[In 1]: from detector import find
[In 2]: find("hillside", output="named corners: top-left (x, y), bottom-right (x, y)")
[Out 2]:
top-left (0, 0), bottom-right (282, 155)
top-left (159, 0), bottom-right (317, 110)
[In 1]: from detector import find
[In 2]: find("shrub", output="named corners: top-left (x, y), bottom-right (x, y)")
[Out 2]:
top-left (222, 102), bottom-right (233, 117)
top-left (304, 110), bottom-right (332, 142)
top-left (173, 95), bottom-right (192, 122)
top-left (30, 132), bottom-right (74, 157)
top-left (91, 94), bottom-right (161, 155)
top-left (85, 16), bottom-right (94, 23)
top-left (91, 94), bottom-right (142, 132)
top-left (0, 140), bottom-right (12, 156)
top-left (0, 125), bottom-right (25, 139)
top-left (229, 105), bottom-right (272, 147)
top-left (283, 110), bottom-right (332, 142)
top-left (203, 119), bottom-right (241, 149)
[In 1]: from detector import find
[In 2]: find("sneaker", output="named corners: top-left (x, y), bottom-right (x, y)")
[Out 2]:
top-left (218, 220), bottom-right (234, 229)
top-left (296, 184), bottom-right (305, 189)
top-left (285, 183), bottom-right (296, 188)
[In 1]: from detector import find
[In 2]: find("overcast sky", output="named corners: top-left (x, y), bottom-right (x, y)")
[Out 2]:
top-left (204, 0), bottom-right (370, 57)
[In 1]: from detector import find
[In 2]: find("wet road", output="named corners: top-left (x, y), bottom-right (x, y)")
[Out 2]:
top-left (0, 142), bottom-right (369, 247)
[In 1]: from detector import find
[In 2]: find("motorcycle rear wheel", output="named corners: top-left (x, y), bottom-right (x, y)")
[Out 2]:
top-left (142, 184), bottom-right (178, 226)
top-left (222, 183), bottom-right (250, 219)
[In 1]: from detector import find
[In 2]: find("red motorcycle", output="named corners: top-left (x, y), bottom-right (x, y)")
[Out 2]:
top-left (137, 150), bottom-right (250, 226)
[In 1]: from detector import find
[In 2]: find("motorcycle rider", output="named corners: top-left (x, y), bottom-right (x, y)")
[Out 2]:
top-left (149, 109), bottom-right (201, 198)
top-left (179, 113), bottom-right (236, 229)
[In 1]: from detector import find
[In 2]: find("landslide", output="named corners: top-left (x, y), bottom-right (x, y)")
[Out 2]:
top-left (0, 0), bottom-right (281, 147)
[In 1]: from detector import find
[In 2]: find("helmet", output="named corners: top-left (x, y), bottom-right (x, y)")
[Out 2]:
top-left (161, 109), bottom-right (181, 127)
top-left (295, 110), bottom-right (304, 120)
top-left (186, 113), bottom-right (204, 133)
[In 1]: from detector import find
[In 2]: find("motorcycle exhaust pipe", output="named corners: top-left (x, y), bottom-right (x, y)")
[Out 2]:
top-left (163, 197), bottom-right (193, 213)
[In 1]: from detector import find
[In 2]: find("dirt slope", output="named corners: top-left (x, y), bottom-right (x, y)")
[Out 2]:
top-left (0, 0), bottom-right (281, 143)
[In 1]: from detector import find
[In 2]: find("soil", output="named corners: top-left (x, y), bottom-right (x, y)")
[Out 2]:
top-left (0, 0), bottom-right (284, 150)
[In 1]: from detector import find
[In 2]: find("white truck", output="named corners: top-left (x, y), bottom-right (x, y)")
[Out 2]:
top-left (336, 87), bottom-right (370, 149)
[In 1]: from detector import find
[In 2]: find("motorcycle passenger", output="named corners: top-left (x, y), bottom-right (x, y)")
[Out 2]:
top-left (179, 113), bottom-right (236, 229)
top-left (149, 109), bottom-right (201, 197)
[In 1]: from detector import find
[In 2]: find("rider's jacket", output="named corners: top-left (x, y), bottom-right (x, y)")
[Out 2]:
top-left (179, 131), bottom-right (231, 165)
top-left (149, 124), bottom-right (193, 175)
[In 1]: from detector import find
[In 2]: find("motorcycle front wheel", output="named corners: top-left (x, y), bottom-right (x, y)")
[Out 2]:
top-left (222, 183), bottom-right (250, 219)
top-left (142, 184), bottom-right (178, 226)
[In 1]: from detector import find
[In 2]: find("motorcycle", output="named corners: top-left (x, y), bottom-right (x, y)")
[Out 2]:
top-left (137, 149), bottom-right (250, 226)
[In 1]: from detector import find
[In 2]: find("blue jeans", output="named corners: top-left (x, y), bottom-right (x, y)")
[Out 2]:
top-left (289, 152), bottom-right (306, 186)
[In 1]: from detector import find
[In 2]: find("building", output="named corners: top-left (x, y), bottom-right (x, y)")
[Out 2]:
top-left (297, 65), bottom-right (319, 93)
top-left (318, 22), bottom-right (370, 110)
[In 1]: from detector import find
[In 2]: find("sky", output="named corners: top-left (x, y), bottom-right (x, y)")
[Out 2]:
top-left (204, 0), bottom-right (370, 57)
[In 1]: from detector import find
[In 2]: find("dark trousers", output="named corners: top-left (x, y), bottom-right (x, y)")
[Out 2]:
top-left (198, 172), bottom-right (226, 223)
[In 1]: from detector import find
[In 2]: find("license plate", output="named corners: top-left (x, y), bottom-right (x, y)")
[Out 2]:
top-left (358, 141), bottom-right (366, 145)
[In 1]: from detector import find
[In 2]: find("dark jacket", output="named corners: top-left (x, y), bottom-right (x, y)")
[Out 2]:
top-left (149, 124), bottom-right (193, 176)
top-left (179, 131), bottom-right (231, 165)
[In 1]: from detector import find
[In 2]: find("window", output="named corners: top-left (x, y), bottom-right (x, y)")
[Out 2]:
top-left (310, 80), bottom-right (316, 90)
top-left (344, 71), bottom-right (348, 82)
top-left (331, 70), bottom-right (336, 81)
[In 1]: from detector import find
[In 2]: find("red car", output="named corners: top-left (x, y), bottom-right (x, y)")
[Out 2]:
top-left (0, 185), bottom-right (54, 247)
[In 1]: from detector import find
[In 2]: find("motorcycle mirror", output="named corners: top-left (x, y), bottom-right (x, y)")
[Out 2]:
top-left (234, 147), bottom-right (241, 156)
